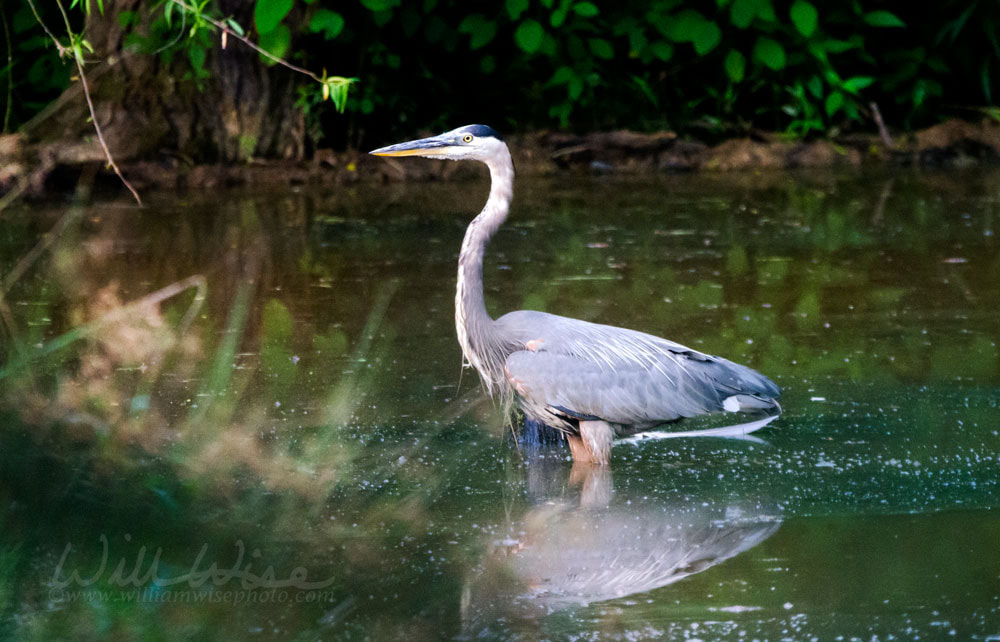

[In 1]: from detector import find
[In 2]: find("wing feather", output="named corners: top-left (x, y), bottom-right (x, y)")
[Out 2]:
top-left (497, 310), bottom-right (779, 428)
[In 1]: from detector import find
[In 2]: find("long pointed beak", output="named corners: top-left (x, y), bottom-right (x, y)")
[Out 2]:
top-left (369, 134), bottom-right (452, 157)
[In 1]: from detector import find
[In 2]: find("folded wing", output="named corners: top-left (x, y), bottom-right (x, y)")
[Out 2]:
top-left (497, 310), bottom-right (779, 429)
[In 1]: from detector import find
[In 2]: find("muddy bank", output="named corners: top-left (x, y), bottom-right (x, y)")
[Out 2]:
top-left (3, 118), bottom-right (1000, 197)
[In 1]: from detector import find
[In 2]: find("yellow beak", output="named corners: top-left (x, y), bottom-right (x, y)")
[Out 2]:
top-left (369, 134), bottom-right (452, 157)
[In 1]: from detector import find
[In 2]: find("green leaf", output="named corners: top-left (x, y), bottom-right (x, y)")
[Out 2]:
top-left (188, 42), bottom-right (206, 72)
top-left (574, 2), bottom-right (599, 17)
top-left (668, 10), bottom-right (707, 43)
top-left (825, 91), bottom-right (844, 117)
top-left (458, 14), bottom-right (498, 49)
top-left (309, 9), bottom-right (344, 40)
top-left (506, 0), bottom-right (529, 20)
top-left (729, 0), bottom-right (757, 28)
top-left (650, 40), bottom-right (674, 62)
top-left (550, 7), bottom-right (567, 28)
top-left (255, 0), bottom-right (294, 34)
top-left (632, 75), bottom-right (659, 106)
top-left (823, 38), bottom-right (857, 53)
top-left (258, 23), bottom-right (291, 63)
top-left (568, 75), bottom-right (584, 99)
top-left (842, 76), bottom-right (874, 93)
top-left (666, 11), bottom-right (721, 54)
top-left (731, 0), bottom-right (775, 27)
top-left (724, 49), bottom-right (745, 82)
top-left (927, 55), bottom-right (948, 74)
top-left (226, 18), bottom-right (246, 37)
top-left (361, 0), bottom-right (399, 11)
top-left (807, 74), bottom-right (822, 98)
top-left (515, 19), bottom-right (544, 53)
top-left (864, 11), bottom-right (905, 28)
top-left (806, 40), bottom-right (828, 63)
top-left (551, 66), bottom-right (575, 84)
top-left (117, 10), bottom-right (136, 28)
top-left (755, 0), bottom-right (776, 23)
top-left (753, 36), bottom-right (786, 70)
top-left (693, 20), bottom-right (721, 54)
top-left (372, 9), bottom-right (393, 26)
top-left (589, 37), bottom-right (614, 59)
top-left (790, 0), bottom-right (817, 38)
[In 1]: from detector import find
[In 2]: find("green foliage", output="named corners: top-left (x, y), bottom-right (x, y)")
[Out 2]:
top-left (258, 23), bottom-right (291, 62)
top-left (6, 0), bottom-right (1000, 144)
top-left (789, 1), bottom-right (817, 38)
top-left (312, 0), bottom-right (959, 137)
top-left (309, 9), bottom-right (344, 39)
top-left (753, 37), bottom-right (786, 71)
top-left (514, 19), bottom-right (544, 53)
top-left (725, 49), bottom-right (746, 83)
top-left (255, 0), bottom-right (294, 35)
top-left (863, 10), bottom-right (905, 28)
top-left (458, 14), bottom-right (498, 50)
top-left (1, 0), bottom-right (353, 137)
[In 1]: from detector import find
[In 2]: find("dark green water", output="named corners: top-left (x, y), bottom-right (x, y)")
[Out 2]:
top-left (1, 169), bottom-right (998, 640)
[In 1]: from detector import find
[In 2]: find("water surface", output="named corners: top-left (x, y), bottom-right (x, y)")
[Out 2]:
top-left (1, 169), bottom-right (998, 639)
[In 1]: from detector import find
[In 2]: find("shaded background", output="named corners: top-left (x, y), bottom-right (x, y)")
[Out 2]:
top-left (5, 0), bottom-right (1000, 161)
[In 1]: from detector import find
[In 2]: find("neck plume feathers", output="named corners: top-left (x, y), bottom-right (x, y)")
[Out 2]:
top-left (455, 145), bottom-right (514, 394)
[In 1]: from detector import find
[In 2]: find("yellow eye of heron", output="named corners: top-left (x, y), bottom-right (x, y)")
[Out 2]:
top-left (462, 134), bottom-right (474, 143)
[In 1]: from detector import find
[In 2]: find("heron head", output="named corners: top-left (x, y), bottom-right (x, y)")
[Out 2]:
top-left (369, 124), bottom-right (505, 163)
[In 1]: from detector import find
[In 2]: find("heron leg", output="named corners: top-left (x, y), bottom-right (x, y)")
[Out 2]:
top-left (568, 420), bottom-right (614, 465)
top-left (569, 461), bottom-right (612, 507)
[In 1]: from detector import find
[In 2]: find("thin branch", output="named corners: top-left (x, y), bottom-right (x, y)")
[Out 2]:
top-left (16, 0), bottom-right (351, 209)
top-left (18, 59), bottom-right (113, 135)
top-left (25, 0), bottom-right (68, 57)
top-left (150, 1), bottom-right (188, 56)
top-left (166, 0), bottom-right (323, 82)
top-left (0, 295), bottom-right (19, 352)
top-left (49, 0), bottom-right (143, 205)
top-left (0, 173), bottom-right (32, 214)
top-left (166, 0), bottom-right (354, 106)
top-left (71, 55), bottom-right (142, 205)
top-left (2, 7), bottom-right (13, 132)
top-left (869, 101), bottom-right (893, 150)
top-left (1, 206), bottom-right (83, 295)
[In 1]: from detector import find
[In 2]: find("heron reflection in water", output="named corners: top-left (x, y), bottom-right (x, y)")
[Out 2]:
top-left (460, 459), bottom-right (782, 635)
top-left (372, 125), bottom-right (780, 464)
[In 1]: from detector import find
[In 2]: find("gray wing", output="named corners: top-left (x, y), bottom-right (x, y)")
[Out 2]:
top-left (497, 310), bottom-right (779, 428)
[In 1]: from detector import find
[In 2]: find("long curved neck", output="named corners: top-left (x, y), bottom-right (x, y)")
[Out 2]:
top-left (455, 145), bottom-right (514, 391)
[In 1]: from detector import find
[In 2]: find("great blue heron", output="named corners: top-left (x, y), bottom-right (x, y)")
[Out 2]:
top-left (371, 124), bottom-right (780, 465)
